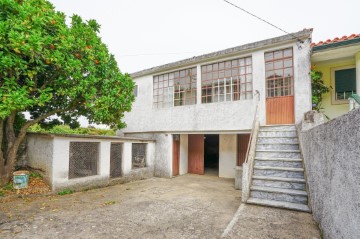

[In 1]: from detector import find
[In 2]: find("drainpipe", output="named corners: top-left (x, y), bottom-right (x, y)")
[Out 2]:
top-left (356, 52), bottom-right (360, 95)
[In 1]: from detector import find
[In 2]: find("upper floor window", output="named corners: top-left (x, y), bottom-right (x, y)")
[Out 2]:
top-left (201, 57), bottom-right (253, 104)
top-left (153, 67), bottom-right (197, 108)
top-left (331, 66), bottom-right (356, 104)
top-left (265, 48), bottom-right (294, 98)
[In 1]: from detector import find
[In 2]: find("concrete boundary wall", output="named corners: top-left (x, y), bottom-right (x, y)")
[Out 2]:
top-left (298, 108), bottom-right (360, 239)
top-left (26, 133), bottom-right (155, 192)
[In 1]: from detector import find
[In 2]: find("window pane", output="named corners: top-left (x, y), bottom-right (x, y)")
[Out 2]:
top-left (284, 59), bottom-right (292, 68)
top-left (265, 52), bottom-right (273, 61)
top-left (274, 50), bottom-right (282, 59)
top-left (284, 48), bottom-right (292, 57)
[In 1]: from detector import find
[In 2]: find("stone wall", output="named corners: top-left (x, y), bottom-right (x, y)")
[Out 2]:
top-left (298, 108), bottom-right (360, 239)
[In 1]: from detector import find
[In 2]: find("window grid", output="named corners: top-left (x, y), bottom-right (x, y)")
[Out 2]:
top-left (201, 57), bottom-right (253, 104)
top-left (265, 48), bottom-right (294, 98)
top-left (153, 67), bottom-right (197, 108)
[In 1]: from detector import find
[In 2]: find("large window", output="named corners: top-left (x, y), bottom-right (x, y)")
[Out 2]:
top-left (331, 66), bottom-right (356, 103)
top-left (265, 48), bottom-right (294, 98)
top-left (201, 57), bottom-right (253, 103)
top-left (153, 67), bottom-right (197, 108)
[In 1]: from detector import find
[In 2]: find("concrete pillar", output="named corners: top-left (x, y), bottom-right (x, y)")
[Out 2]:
top-left (196, 64), bottom-right (202, 104)
top-left (179, 134), bottom-right (188, 175)
top-left (99, 141), bottom-right (111, 177)
top-left (219, 134), bottom-right (237, 178)
top-left (122, 142), bottom-right (132, 175)
top-left (356, 52), bottom-right (360, 95)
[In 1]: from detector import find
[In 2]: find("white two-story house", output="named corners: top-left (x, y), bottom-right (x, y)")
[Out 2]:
top-left (122, 29), bottom-right (313, 179)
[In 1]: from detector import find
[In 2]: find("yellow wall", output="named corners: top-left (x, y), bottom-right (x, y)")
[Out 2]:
top-left (314, 59), bottom-right (355, 120)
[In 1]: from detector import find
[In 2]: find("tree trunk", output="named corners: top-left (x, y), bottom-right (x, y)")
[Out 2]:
top-left (0, 109), bottom-right (66, 186)
top-left (0, 119), bottom-right (7, 185)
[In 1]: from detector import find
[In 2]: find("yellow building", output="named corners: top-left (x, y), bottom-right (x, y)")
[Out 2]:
top-left (311, 34), bottom-right (360, 120)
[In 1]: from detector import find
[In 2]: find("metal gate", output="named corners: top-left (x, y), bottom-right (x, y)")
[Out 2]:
top-left (69, 142), bottom-right (99, 179)
top-left (110, 143), bottom-right (123, 178)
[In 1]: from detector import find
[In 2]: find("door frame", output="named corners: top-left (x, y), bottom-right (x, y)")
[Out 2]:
top-left (172, 135), bottom-right (180, 176)
top-left (265, 47), bottom-right (295, 125)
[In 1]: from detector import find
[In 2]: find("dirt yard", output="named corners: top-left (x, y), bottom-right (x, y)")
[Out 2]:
top-left (0, 174), bottom-right (321, 239)
top-left (0, 174), bottom-right (240, 239)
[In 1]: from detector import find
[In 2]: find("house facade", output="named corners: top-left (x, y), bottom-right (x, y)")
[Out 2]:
top-left (311, 34), bottom-right (360, 119)
top-left (122, 29), bottom-right (313, 179)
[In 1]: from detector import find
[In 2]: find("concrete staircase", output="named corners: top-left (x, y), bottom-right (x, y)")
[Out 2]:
top-left (247, 125), bottom-right (311, 212)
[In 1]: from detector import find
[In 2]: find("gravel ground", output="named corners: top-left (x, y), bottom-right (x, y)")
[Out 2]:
top-left (0, 174), bottom-right (321, 239)
top-left (0, 174), bottom-right (240, 239)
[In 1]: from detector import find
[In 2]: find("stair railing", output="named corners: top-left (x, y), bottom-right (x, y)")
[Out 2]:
top-left (242, 90), bottom-right (260, 203)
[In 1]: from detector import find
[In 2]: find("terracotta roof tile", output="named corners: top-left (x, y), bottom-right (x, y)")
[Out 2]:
top-left (311, 33), bottom-right (360, 47)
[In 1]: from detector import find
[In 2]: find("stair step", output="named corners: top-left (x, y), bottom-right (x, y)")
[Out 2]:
top-left (256, 143), bottom-right (299, 150)
top-left (254, 166), bottom-right (304, 172)
top-left (256, 150), bottom-right (300, 153)
top-left (257, 142), bottom-right (299, 145)
top-left (259, 129), bottom-right (296, 132)
top-left (252, 175), bottom-right (305, 183)
top-left (255, 158), bottom-right (302, 162)
top-left (251, 186), bottom-right (307, 196)
top-left (258, 136), bottom-right (298, 138)
top-left (247, 198), bottom-right (311, 212)
top-left (258, 131), bottom-right (297, 137)
top-left (255, 150), bottom-right (301, 159)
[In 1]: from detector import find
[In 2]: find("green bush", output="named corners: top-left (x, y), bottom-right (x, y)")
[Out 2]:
top-left (29, 172), bottom-right (43, 179)
top-left (58, 189), bottom-right (74, 195)
top-left (28, 124), bottom-right (116, 136)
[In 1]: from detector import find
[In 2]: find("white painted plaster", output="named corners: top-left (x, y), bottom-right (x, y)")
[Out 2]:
top-left (27, 134), bottom-right (155, 191)
top-left (122, 142), bottom-right (132, 174)
top-left (179, 134), bottom-right (188, 175)
top-left (124, 41), bottom-right (312, 133)
top-left (219, 134), bottom-right (237, 178)
top-left (293, 41), bottom-right (312, 123)
top-left (26, 135), bottom-right (53, 184)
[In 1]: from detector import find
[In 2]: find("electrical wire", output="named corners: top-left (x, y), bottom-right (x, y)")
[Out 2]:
top-left (120, 51), bottom-right (207, 57)
top-left (222, 0), bottom-right (304, 43)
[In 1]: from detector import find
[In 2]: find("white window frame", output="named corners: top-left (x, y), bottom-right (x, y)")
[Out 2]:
top-left (331, 65), bottom-right (356, 105)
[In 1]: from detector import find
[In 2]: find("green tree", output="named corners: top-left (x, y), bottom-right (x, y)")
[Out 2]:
top-left (311, 67), bottom-right (330, 112)
top-left (0, 0), bottom-right (135, 185)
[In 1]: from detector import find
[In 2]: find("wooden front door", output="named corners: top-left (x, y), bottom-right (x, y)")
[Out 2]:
top-left (188, 134), bottom-right (204, 175)
top-left (237, 134), bottom-right (250, 166)
top-left (172, 136), bottom-right (180, 176)
top-left (265, 48), bottom-right (295, 125)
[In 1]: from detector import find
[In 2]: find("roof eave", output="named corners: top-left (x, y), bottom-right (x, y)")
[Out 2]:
top-left (312, 38), bottom-right (360, 53)
top-left (131, 29), bottom-right (312, 78)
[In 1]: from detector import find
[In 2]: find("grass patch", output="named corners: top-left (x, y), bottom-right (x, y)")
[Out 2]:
top-left (57, 189), bottom-right (74, 195)
top-left (0, 190), bottom-right (4, 197)
top-left (3, 183), bottom-right (13, 191)
top-left (29, 172), bottom-right (43, 179)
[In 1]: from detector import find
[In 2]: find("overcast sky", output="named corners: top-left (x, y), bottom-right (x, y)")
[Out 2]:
top-left (48, 0), bottom-right (358, 74)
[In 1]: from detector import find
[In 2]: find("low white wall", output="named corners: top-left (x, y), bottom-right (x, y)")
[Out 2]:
top-left (27, 133), bottom-right (155, 191)
top-left (52, 137), bottom-right (111, 191)
top-left (26, 135), bottom-right (53, 184)
top-left (219, 134), bottom-right (237, 178)
top-left (179, 134), bottom-right (188, 175)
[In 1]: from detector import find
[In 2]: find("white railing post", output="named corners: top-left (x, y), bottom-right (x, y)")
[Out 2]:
top-left (241, 90), bottom-right (260, 203)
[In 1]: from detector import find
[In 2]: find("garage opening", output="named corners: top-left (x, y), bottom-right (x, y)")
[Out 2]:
top-left (204, 134), bottom-right (219, 175)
